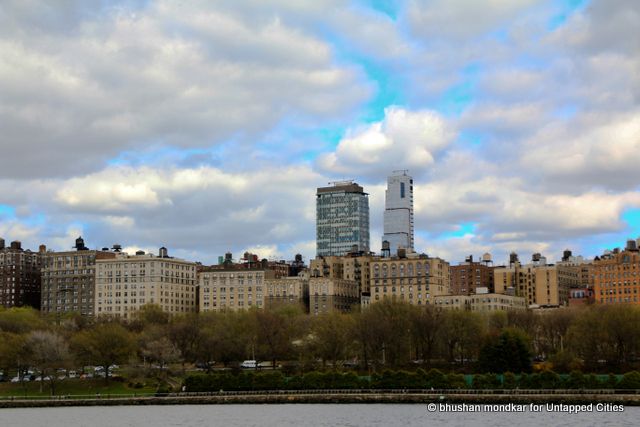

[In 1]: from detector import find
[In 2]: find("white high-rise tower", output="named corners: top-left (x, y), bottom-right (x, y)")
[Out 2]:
top-left (382, 171), bottom-right (414, 256)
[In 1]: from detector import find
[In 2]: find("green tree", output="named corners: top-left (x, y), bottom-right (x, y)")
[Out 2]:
top-left (168, 313), bottom-right (201, 370)
top-left (0, 307), bottom-right (45, 333)
top-left (410, 305), bottom-right (442, 367)
top-left (478, 328), bottom-right (531, 373)
top-left (71, 323), bottom-right (135, 382)
top-left (309, 312), bottom-right (355, 369)
top-left (441, 310), bottom-right (484, 366)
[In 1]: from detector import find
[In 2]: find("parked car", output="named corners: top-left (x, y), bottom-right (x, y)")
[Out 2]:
top-left (240, 360), bottom-right (258, 369)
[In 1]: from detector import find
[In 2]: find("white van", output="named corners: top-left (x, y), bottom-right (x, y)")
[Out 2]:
top-left (240, 360), bottom-right (257, 369)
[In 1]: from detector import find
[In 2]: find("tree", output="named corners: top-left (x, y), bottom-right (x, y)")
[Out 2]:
top-left (0, 307), bottom-right (45, 333)
top-left (441, 310), bottom-right (484, 366)
top-left (410, 305), bottom-right (442, 367)
top-left (0, 331), bottom-right (30, 392)
top-left (567, 306), bottom-right (609, 370)
top-left (538, 309), bottom-right (576, 358)
top-left (168, 313), bottom-right (201, 371)
top-left (253, 309), bottom-right (296, 366)
top-left (309, 312), bottom-right (355, 369)
top-left (139, 327), bottom-right (180, 378)
top-left (129, 304), bottom-right (170, 332)
top-left (71, 323), bottom-right (135, 382)
top-left (25, 330), bottom-right (70, 395)
top-left (477, 328), bottom-right (531, 373)
top-left (357, 300), bottom-right (413, 368)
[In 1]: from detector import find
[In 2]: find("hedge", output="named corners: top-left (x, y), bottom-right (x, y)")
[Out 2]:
top-left (183, 369), bottom-right (640, 392)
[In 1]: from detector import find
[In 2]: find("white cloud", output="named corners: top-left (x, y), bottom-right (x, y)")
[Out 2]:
top-left (406, 0), bottom-right (540, 41)
top-left (0, 0), bottom-right (370, 178)
top-left (316, 106), bottom-right (455, 179)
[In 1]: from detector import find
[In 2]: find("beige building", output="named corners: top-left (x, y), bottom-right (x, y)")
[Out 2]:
top-left (434, 293), bottom-right (526, 312)
top-left (310, 251), bottom-right (373, 299)
top-left (308, 277), bottom-right (360, 315)
top-left (95, 249), bottom-right (197, 318)
top-left (199, 268), bottom-right (275, 312)
top-left (41, 237), bottom-right (116, 316)
top-left (494, 254), bottom-right (570, 307)
top-left (369, 254), bottom-right (450, 306)
top-left (265, 273), bottom-right (309, 310)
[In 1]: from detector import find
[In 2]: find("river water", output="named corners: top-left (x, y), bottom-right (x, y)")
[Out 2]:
top-left (0, 404), bottom-right (636, 426)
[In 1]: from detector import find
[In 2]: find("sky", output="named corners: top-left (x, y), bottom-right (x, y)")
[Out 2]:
top-left (0, 0), bottom-right (639, 265)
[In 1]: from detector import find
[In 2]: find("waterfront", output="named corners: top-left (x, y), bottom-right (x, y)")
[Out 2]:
top-left (0, 404), bottom-right (637, 427)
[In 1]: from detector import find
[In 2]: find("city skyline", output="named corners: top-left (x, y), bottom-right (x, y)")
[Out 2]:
top-left (1, 1), bottom-right (639, 266)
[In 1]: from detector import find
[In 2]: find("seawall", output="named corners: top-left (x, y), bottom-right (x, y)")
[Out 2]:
top-left (2, 392), bottom-right (640, 408)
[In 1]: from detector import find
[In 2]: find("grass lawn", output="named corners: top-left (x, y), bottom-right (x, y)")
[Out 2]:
top-left (0, 378), bottom-right (157, 398)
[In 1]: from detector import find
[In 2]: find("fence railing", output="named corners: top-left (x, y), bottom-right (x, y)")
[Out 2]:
top-left (1, 388), bottom-right (639, 401)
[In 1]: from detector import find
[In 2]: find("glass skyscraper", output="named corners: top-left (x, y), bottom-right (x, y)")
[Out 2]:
top-left (382, 171), bottom-right (414, 255)
top-left (316, 181), bottom-right (370, 256)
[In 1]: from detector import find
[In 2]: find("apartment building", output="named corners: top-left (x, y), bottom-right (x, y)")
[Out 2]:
top-left (369, 253), bottom-right (450, 306)
top-left (41, 237), bottom-right (116, 316)
top-left (449, 254), bottom-right (495, 295)
top-left (265, 273), bottom-right (309, 310)
top-left (592, 239), bottom-right (640, 304)
top-left (95, 248), bottom-right (197, 318)
top-left (434, 293), bottom-right (526, 312)
top-left (308, 277), bottom-right (360, 315)
top-left (0, 239), bottom-right (44, 309)
top-left (493, 253), bottom-right (570, 307)
top-left (198, 268), bottom-right (274, 312)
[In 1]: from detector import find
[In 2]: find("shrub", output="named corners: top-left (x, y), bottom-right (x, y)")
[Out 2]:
top-left (422, 369), bottom-right (447, 389)
top-left (619, 371), bottom-right (640, 390)
top-left (446, 373), bottom-right (468, 389)
top-left (472, 374), bottom-right (500, 390)
top-left (564, 370), bottom-right (586, 389)
top-left (503, 372), bottom-right (517, 389)
top-left (538, 370), bottom-right (561, 389)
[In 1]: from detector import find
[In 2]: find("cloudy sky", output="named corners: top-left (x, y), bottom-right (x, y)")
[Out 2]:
top-left (1, 0), bottom-right (639, 265)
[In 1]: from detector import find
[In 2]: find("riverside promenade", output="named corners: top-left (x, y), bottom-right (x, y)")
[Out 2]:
top-left (2, 389), bottom-right (640, 408)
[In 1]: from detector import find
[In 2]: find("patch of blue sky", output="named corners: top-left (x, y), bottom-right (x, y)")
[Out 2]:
top-left (623, 208), bottom-right (640, 236)
top-left (0, 205), bottom-right (16, 219)
top-left (575, 209), bottom-right (640, 256)
top-left (359, 0), bottom-right (398, 19)
top-left (22, 213), bottom-right (46, 227)
top-left (438, 222), bottom-right (477, 240)
top-left (351, 56), bottom-right (406, 123)
top-left (548, 0), bottom-right (589, 31)
top-left (553, 104), bottom-right (578, 120)
top-left (436, 63), bottom-right (481, 117)
top-left (322, 25), bottom-right (406, 124)
top-left (437, 81), bottom-right (474, 117)
top-left (456, 131), bottom-right (484, 148)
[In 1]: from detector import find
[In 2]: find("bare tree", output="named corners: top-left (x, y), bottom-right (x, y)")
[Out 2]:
top-left (26, 330), bottom-right (70, 395)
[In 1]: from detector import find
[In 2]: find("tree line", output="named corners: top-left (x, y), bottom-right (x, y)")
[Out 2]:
top-left (1, 301), bottom-right (640, 395)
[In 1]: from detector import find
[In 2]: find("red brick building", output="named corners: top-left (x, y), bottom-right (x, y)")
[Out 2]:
top-left (0, 239), bottom-right (44, 309)
top-left (450, 255), bottom-right (496, 295)
top-left (592, 240), bottom-right (640, 305)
